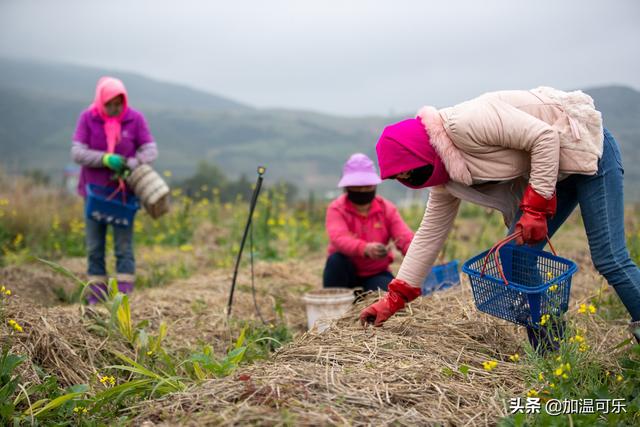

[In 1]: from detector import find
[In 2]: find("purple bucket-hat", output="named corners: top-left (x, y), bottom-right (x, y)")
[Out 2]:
top-left (337, 153), bottom-right (382, 188)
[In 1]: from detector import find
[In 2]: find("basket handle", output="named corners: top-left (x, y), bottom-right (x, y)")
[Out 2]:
top-left (107, 179), bottom-right (128, 204)
top-left (480, 232), bottom-right (557, 286)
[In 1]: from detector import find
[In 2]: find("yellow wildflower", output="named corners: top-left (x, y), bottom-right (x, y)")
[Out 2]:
top-left (538, 372), bottom-right (544, 381)
top-left (616, 375), bottom-right (623, 382)
top-left (526, 389), bottom-right (539, 398)
top-left (579, 344), bottom-right (590, 352)
top-left (562, 373), bottom-right (569, 379)
top-left (554, 367), bottom-right (564, 376)
top-left (564, 363), bottom-right (571, 371)
top-left (548, 284), bottom-right (558, 292)
top-left (578, 303), bottom-right (587, 313)
top-left (482, 360), bottom-right (498, 371)
top-left (508, 353), bottom-right (520, 362)
top-left (549, 383), bottom-right (555, 388)
top-left (7, 319), bottom-right (22, 332)
top-left (569, 334), bottom-right (585, 343)
top-left (267, 218), bottom-right (276, 226)
top-left (540, 314), bottom-right (550, 326)
top-left (99, 375), bottom-right (116, 386)
top-left (588, 304), bottom-right (597, 314)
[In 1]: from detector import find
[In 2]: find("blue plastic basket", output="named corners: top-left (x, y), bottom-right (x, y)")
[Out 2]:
top-left (422, 260), bottom-right (460, 295)
top-left (85, 183), bottom-right (139, 227)
top-left (462, 237), bottom-right (577, 327)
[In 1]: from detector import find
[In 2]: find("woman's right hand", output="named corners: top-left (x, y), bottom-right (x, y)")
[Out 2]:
top-left (102, 153), bottom-right (126, 172)
top-left (364, 242), bottom-right (388, 259)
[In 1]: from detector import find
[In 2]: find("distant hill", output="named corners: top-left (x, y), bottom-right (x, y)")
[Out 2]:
top-left (1, 58), bottom-right (639, 201)
top-left (0, 58), bottom-right (250, 112)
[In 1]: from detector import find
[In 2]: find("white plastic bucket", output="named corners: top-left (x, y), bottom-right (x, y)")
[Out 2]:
top-left (302, 288), bottom-right (354, 332)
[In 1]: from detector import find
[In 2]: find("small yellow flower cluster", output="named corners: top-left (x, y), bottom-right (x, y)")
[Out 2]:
top-left (540, 314), bottom-right (551, 326)
top-left (554, 362), bottom-right (571, 379)
top-left (547, 284), bottom-right (558, 292)
top-left (508, 353), bottom-right (520, 362)
top-left (578, 343), bottom-right (590, 352)
top-left (616, 374), bottom-right (624, 382)
top-left (73, 406), bottom-right (89, 415)
top-left (526, 389), bottom-right (539, 398)
top-left (99, 375), bottom-right (116, 386)
top-left (13, 233), bottom-right (23, 247)
top-left (483, 360), bottom-right (498, 371)
top-left (568, 334), bottom-right (585, 343)
top-left (1, 285), bottom-right (11, 296)
top-left (7, 319), bottom-right (23, 332)
top-left (577, 303), bottom-right (597, 314)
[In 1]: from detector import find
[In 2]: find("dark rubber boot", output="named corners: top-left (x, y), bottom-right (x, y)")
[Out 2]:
top-left (86, 282), bottom-right (108, 305)
top-left (526, 317), bottom-right (566, 356)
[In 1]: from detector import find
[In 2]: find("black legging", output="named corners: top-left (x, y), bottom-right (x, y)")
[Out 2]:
top-left (322, 252), bottom-right (394, 292)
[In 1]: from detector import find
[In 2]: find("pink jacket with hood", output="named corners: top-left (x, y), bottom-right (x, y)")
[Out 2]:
top-left (377, 87), bottom-right (604, 287)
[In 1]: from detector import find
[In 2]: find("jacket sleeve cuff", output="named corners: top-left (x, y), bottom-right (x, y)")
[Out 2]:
top-left (357, 241), bottom-right (368, 258)
top-left (127, 157), bottom-right (140, 170)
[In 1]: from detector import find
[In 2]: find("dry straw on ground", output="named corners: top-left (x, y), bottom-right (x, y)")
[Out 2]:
top-left (1, 256), bottom-right (631, 426)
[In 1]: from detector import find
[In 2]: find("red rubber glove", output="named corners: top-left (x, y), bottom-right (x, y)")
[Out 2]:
top-left (515, 184), bottom-right (557, 244)
top-left (359, 279), bottom-right (422, 327)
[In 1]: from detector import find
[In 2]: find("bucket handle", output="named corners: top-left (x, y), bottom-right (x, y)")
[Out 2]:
top-left (480, 231), bottom-right (557, 286)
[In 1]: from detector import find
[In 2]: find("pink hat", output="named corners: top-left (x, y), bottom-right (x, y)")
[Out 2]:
top-left (376, 118), bottom-right (449, 188)
top-left (337, 153), bottom-right (382, 187)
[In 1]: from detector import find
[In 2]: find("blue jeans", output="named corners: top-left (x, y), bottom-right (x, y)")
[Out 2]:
top-left (323, 253), bottom-right (394, 292)
top-left (509, 129), bottom-right (640, 321)
top-left (85, 215), bottom-right (135, 278)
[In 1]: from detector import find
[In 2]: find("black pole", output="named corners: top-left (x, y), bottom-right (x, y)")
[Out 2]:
top-left (227, 166), bottom-right (266, 317)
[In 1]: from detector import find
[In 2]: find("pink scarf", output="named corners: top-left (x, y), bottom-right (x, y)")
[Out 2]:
top-left (375, 118), bottom-right (450, 188)
top-left (90, 77), bottom-right (129, 153)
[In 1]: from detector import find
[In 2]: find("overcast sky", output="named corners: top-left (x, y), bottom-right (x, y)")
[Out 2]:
top-left (1, 0), bottom-right (639, 115)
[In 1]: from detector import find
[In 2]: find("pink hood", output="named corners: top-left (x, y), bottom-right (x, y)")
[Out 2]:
top-left (90, 77), bottom-right (129, 153)
top-left (375, 117), bottom-right (449, 188)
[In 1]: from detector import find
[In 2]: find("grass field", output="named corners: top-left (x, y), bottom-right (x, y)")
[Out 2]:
top-left (1, 174), bottom-right (639, 426)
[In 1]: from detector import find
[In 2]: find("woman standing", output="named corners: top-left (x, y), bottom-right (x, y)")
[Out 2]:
top-left (359, 87), bottom-right (640, 343)
top-left (71, 77), bottom-right (158, 303)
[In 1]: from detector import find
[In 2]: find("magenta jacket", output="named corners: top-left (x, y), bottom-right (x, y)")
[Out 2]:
top-left (326, 194), bottom-right (414, 277)
top-left (71, 107), bottom-right (157, 197)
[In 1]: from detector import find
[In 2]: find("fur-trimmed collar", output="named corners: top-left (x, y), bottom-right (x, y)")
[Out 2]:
top-left (416, 106), bottom-right (473, 186)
